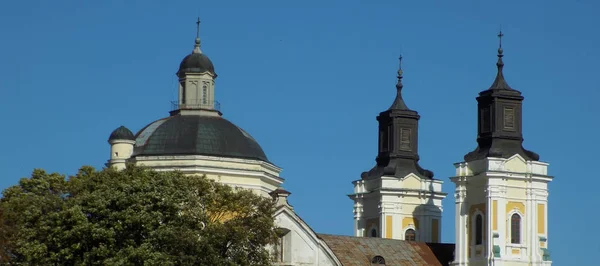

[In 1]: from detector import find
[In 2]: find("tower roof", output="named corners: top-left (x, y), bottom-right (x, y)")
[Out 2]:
top-left (178, 53), bottom-right (215, 76)
top-left (487, 30), bottom-right (516, 91)
top-left (464, 32), bottom-right (539, 162)
top-left (177, 18), bottom-right (216, 77)
top-left (108, 126), bottom-right (135, 141)
top-left (362, 56), bottom-right (434, 180)
top-left (388, 55), bottom-right (411, 110)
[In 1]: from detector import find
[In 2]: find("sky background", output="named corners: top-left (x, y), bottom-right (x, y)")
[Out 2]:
top-left (1, 0), bottom-right (598, 264)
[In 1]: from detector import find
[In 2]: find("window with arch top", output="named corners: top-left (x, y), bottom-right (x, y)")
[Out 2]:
top-left (511, 213), bottom-right (521, 244)
top-left (370, 228), bottom-right (377, 237)
top-left (405, 228), bottom-right (416, 241)
top-left (475, 214), bottom-right (483, 245)
top-left (202, 85), bottom-right (208, 105)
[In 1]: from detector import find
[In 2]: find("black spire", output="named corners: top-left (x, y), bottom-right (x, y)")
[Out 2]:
top-left (464, 32), bottom-right (539, 162)
top-left (362, 56), bottom-right (434, 180)
top-left (389, 55), bottom-right (410, 110)
top-left (489, 30), bottom-right (513, 91)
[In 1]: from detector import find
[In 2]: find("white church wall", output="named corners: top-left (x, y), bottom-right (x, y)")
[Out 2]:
top-left (274, 209), bottom-right (339, 266)
top-left (451, 155), bottom-right (552, 266)
top-left (350, 172), bottom-right (445, 242)
top-left (107, 139), bottom-right (135, 170)
top-left (130, 155), bottom-right (340, 265)
top-left (132, 155), bottom-right (283, 197)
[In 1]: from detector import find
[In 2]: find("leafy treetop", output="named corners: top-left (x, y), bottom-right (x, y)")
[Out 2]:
top-left (0, 165), bottom-right (278, 266)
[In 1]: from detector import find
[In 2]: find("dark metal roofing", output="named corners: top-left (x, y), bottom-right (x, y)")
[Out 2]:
top-left (318, 234), bottom-right (455, 266)
top-left (487, 46), bottom-right (515, 92)
top-left (464, 33), bottom-right (539, 162)
top-left (108, 126), bottom-right (135, 141)
top-left (362, 59), bottom-right (435, 180)
top-left (177, 35), bottom-right (216, 76)
top-left (132, 115), bottom-right (268, 162)
top-left (388, 60), bottom-right (411, 111)
top-left (178, 52), bottom-right (216, 76)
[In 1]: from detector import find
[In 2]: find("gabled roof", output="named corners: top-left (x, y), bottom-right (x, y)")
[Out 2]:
top-left (272, 200), bottom-right (342, 265)
top-left (317, 234), bottom-right (455, 266)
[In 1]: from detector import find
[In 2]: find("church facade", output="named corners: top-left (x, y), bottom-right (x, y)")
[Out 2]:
top-left (105, 22), bottom-right (552, 265)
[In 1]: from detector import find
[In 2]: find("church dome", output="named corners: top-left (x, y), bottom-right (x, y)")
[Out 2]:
top-left (108, 126), bottom-right (135, 141)
top-left (178, 52), bottom-right (215, 76)
top-left (132, 115), bottom-right (268, 162)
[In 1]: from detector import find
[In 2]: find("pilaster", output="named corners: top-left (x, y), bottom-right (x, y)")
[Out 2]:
top-left (350, 173), bottom-right (445, 242)
top-left (451, 155), bottom-right (552, 266)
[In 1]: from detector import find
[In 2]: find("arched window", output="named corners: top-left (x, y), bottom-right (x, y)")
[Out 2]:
top-left (202, 84), bottom-right (208, 104)
top-left (370, 228), bottom-right (377, 237)
top-left (475, 214), bottom-right (483, 245)
top-left (405, 229), bottom-right (416, 241)
top-left (371, 255), bottom-right (386, 265)
top-left (181, 82), bottom-right (186, 104)
top-left (511, 213), bottom-right (521, 244)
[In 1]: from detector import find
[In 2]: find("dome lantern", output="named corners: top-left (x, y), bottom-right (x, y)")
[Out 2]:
top-left (174, 18), bottom-right (219, 114)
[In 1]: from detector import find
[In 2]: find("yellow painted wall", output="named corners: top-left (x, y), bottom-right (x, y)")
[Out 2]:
top-left (402, 217), bottom-right (419, 229)
top-left (386, 216), bottom-right (393, 239)
top-left (492, 200), bottom-right (498, 231)
top-left (432, 219), bottom-right (439, 243)
top-left (506, 201), bottom-right (525, 215)
top-left (468, 203), bottom-right (486, 258)
top-left (506, 201), bottom-right (525, 242)
top-left (537, 204), bottom-right (545, 234)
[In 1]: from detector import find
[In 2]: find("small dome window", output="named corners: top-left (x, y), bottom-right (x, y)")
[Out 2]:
top-left (405, 228), bottom-right (416, 241)
top-left (371, 255), bottom-right (386, 265)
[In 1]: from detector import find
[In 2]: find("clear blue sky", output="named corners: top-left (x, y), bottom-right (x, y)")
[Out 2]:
top-left (1, 0), bottom-right (598, 264)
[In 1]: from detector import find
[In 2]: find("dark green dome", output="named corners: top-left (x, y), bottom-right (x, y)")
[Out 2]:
top-left (108, 126), bottom-right (135, 141)
top-left (132, 115), bottom-right (268, 162)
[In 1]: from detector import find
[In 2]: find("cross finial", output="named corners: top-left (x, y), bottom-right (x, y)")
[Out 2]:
top-left (498, 30), bottom-right (504, 49)
top-left (395, 54), bottom-right (404, 92)
top-left (397, 54), bottom-right (403, 77)
top-left (196, 17), bottom-right (201, 39)
top-left (390, 54), bottom-right (409, 110)
top-left (193, 17), bottom-right (202, 53)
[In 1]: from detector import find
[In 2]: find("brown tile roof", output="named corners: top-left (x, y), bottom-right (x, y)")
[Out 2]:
top-left (318, 234), bottom-right (455, 266)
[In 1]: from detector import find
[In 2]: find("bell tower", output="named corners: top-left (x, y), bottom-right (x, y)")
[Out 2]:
top-left (349, 56), bottom-right (446, 243)
top-left (451, 32), bottom-right (552, 266)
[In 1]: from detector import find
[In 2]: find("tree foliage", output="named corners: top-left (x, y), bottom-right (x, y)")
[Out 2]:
top-left (0, 165), bottom-right (278, 265)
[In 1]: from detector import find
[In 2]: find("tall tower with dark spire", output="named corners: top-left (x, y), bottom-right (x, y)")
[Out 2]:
top-left (464, 31), bottom-right (539, 162)
top-left (362, 55), bottom-right (434, 180)
top-left (451, 32), bottom-right (553, 266)
top-left (349, 57), bottom-right (446, 243)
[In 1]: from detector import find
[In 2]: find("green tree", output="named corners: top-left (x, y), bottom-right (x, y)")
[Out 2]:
top-left (0, 165), bottom-right (278, 265)
top-left (0, 207), bottom-right (15, 264)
